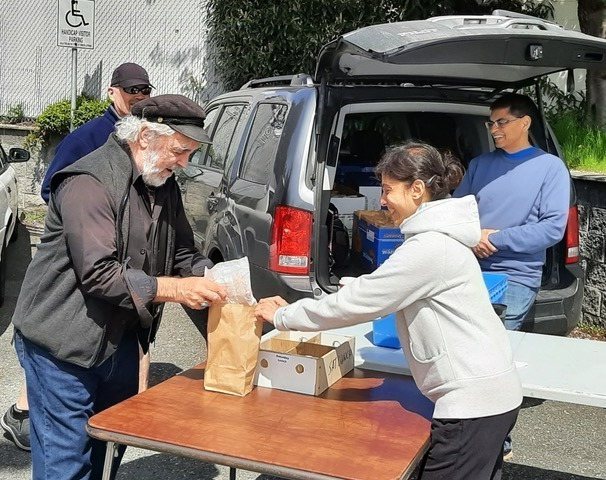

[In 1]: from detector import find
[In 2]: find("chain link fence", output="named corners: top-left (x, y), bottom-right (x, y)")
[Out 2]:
top-left (0, 0), bottom-right (224, 119)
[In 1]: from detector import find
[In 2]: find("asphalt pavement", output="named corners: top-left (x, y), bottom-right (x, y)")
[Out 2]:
top-left (1, 222), bottom-right (605, 480)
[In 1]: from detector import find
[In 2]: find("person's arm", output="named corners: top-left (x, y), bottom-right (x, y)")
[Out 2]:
top-left (57, 175), bottom-right (226, 314)
top-left (452, 157), bottom-right (478, 198)
top-left (487, 163), bottom-right (570, 253)
top-left (269, 235), bottom-right (446, 332)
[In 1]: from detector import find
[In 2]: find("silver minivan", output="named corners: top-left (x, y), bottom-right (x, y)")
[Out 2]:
top-left (178, 11), bottom-right (606, 335)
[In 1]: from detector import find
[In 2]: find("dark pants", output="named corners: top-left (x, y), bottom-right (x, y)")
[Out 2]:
top-left (15, 329), bottom-right (139, 480)
top-left (418, 406), bottom-right (520, 480)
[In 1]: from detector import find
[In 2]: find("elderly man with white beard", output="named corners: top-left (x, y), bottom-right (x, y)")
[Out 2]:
top-left (10, 94), bottom-right (227, 480)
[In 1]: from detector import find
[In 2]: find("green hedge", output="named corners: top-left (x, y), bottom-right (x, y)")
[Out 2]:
top-left (25, 95), bottom-right (110, 150)
top-left (206, 0), bottom-right (553, 91)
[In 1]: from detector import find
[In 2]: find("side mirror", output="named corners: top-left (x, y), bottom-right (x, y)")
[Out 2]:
top-left (181, 164), bottom-right (204, 179)
top-left (8, 148), bottom-right (30, 163)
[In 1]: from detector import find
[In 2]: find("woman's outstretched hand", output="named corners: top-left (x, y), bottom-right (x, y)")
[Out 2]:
top-left (254, 296), bottom-right (289, 324)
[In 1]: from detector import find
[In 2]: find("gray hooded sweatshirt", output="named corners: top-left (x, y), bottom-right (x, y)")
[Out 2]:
top-left (274, 195), bottom-right (523, 419)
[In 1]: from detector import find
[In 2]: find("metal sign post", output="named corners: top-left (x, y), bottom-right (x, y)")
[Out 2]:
top-left (57, 0), bottom-right (95, 131)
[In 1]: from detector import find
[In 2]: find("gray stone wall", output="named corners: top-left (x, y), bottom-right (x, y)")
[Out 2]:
top-left (573, 172), bottom-right (606, 328)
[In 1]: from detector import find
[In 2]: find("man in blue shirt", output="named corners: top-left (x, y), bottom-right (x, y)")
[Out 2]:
top-left (454, 93), bottom-right (569, 331)
top-left (1, 62), bottom-right (153, 452)
top-left (453, 93), bottom-right (570, 460)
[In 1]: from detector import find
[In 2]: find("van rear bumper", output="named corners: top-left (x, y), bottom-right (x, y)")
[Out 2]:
top-left (523, 267), bottom-right (584, 336)
top-left (250, 264), bottom-right (315, 302)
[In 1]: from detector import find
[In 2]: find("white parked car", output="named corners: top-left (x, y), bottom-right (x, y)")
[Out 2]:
top-left (0, 143), bottom-right (29, 306)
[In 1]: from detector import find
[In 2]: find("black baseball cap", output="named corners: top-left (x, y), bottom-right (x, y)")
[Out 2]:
top-left (131, 94), bottom-right (211, 144)
top-left (111, 63), bottom-right (154, 88)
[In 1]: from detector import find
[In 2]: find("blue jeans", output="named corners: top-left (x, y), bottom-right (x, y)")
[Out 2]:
top-left (502, 280), bottom-right (538, 331)
top-left (14, 329), bottom-right (139, 480)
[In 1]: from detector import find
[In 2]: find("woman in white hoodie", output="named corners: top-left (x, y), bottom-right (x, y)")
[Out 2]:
top-left (255, 141), bottom-right (522, 480)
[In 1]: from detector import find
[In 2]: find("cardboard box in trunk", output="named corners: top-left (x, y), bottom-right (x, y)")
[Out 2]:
top-left (254, 332), bottom-right (355, 396)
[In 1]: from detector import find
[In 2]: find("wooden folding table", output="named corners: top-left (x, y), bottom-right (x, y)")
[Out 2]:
top-left (87, 364), bottom-right (433, 480)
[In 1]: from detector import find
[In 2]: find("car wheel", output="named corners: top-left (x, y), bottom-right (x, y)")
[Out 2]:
top-left (0, 242), bottom-right (7, 307)
top-left (9, 217), bottom-right (19, 243)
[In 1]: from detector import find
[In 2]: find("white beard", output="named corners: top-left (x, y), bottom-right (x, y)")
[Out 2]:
top-left (140, 149), bottom-right (172, 187)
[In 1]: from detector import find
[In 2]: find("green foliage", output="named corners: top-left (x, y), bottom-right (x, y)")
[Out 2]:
top-left (206, 0), bottom-right (553, 91)
top-left (536, 77), bottom-right (586, 124)
top-left (0, 103), bottom-right (26, 124)
top-left (529, 77), bottom-right (606, 173)
top-left (551, 114), bottom-right (606, 173)
top-left (24, 94), bottom-right (110, 151)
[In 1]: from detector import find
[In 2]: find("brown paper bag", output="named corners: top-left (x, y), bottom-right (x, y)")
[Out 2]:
top-left (204, 303), bottom-right (262, 396)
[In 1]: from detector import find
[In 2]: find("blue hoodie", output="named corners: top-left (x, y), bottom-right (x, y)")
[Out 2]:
top-left (40, 106), bottom-right (120, 203)
top-left (454, 147), bottom-right (570, 288)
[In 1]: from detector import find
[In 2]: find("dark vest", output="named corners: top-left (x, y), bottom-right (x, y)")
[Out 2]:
top-left (12, 135), bottom-right (177, 367)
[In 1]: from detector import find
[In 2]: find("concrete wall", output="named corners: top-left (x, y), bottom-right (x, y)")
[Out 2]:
top-left (552, 0), bottom-right (579, 30)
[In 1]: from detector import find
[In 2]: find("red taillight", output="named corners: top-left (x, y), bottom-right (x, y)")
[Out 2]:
top-left (269, 205), bottom-right (313, 274)
top-left (564, 205), bottom-right (579, 264)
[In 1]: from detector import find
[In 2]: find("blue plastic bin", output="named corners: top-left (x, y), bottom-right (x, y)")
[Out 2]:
top-left (372, 272), bottom-right (509, 349)
top-left (371, 313), bottom-right (399, 349)
top-left (482, 272), bottom-right (508, 303)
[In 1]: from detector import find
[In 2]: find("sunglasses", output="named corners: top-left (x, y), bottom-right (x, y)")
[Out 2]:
top-left (122, 86), bottom-right (152, 95)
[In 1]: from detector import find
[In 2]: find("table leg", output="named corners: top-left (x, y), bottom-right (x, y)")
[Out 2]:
top-left (102, 441), bottom-right (118, 480)
top-left (229, 466), bottom-right (237, 480)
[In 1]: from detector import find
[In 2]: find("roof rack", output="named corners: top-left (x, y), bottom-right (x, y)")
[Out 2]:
top-left (430, 9), bottom-right (562, 32)
top-left (240, 73), bottom-right (314, 90)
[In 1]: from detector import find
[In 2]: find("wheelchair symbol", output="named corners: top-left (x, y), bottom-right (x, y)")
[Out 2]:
top-left (66, 0), bottom-right (89, 28)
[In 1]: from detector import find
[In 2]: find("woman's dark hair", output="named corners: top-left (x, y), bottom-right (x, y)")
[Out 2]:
top-left (375, 140), bottom-right (464, 200)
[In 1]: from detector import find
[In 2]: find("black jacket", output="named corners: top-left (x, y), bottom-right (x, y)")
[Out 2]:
top-left (12, 135), bottom-right (211, 367)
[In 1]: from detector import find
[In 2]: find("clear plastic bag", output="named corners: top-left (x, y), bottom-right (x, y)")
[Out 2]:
top-left (205, 257), bottom-right (256, 305)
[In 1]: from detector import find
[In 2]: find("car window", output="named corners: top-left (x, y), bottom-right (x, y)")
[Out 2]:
top-left (239, 103), bottom-right (288, 184)
top-left (188, 107), bottom-right (220, 166)
top-left (194, 105), bottom-right (246, 171)
top-left (0, 144), bottom-right (6, 170)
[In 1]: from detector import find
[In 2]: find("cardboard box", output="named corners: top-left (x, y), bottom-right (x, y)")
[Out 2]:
top-left (353, 210), bottom-right (404, 270)
top-left (359, 186), bottom-right (383, 211)
top-left (330, 193), bottom-right (366, 216)
top-left (254, 332), bottom-right (355, 396)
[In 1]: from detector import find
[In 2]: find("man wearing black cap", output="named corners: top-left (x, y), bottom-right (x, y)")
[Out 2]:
top-left (10, 94), bottom-right (226, 479)
top-left (1, 62), bottom-right (155, 454)
top-left (40, 62), bottom-right (154, 203)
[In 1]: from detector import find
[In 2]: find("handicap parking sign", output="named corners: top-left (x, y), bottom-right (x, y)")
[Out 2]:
top-left (57, 0), bottom-right (95, 49)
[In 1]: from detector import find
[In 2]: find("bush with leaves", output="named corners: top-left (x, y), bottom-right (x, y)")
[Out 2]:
top-left (0, 103), bottom-right (27, 124)
top-left (24, 94), bottom-right (110, 151)
top-left (206, 0), bottom-right (553, 91)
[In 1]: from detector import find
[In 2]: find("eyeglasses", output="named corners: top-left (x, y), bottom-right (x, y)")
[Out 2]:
top-left (122, 85), bottom-right (152, 95)
top-left (485, 117), bottom-right (524, 129)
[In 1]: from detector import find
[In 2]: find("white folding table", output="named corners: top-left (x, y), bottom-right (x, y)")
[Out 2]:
top-left (320, 323), bottom-right (606, 408)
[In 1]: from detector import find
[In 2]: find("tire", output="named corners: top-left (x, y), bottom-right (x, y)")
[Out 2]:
top-left (0, 242), bottom-right (7, 307)
top-left (9, 217), bottom-right (19, 243)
